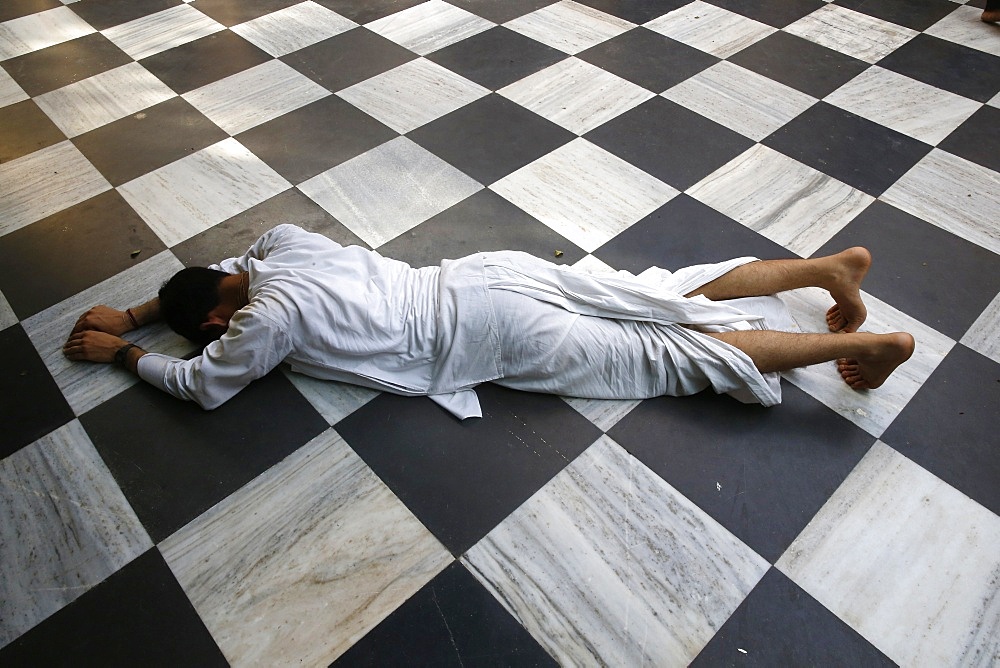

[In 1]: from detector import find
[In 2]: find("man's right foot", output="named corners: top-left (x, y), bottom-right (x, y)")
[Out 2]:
top-left (825, 247), bottom-right (871, 333)
top-left (837, 332), bottom-right (915, 389)
top-left (983, 8), bottom-right (1000, 22)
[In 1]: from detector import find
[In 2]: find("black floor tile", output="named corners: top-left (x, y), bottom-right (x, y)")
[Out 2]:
top-left (378, 189), bottom-right (585, 267)
top-left (0, 325), bottom-right (74, 459)
top-left (816, 201), bottom-right (1000, 340)
top-left (833, 0), bottom-right (958, 31)
top-left (585, 97), bottom-right (755, 191)
top-left (938, 105), bottom-right (1000, 175)
top-left (190, 0), bottom-right (300, 26)
top-left (409, 94), bottom-right (574, 185)
top-left (312, 0), bottom-right (425, 24)
top-left (574, 0), bottom-right (690, 23)
top-left (334, 562), bottom-right (557, 667)
top-left (763, 101), bottom-right (931, 196)
top-left (72, 97), bottom-right (227, 186)
top-left (608, 384), bottom-right (876, 563)
top-left (335, 384), bottom-right (601, 556)
top-left (881, 345), bottom-right (1000, 516)
top-left (0, 100), bottom-right (65, 163)
top-left (282, 27), bottom-right (417, 92)
top-left (0, 549), bottom-right (227, 667)
top-left (140, 30), bottom-right (272, 95)
top-left (80, 370), bottom-right (328, 542)
top-left (70, 0), bottom-right (182, 31)
top-left (1, 33), bottom-right (133, 97)
top-left (577, 28), bottom-right (718, 93)
top-left (705, 0), bottom-right (825, 27)
top-left (448, 0), bottom-right (556, 23)
top-left (876, 34), bottom-right (1000, 104)
top-left (691, 569), bottom-right (895, 667)
top-left (0, 0), bottom-right (61, 23)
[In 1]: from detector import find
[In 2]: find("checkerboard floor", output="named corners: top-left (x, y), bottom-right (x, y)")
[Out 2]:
top-left (2, 0), bottom-right (999, 665)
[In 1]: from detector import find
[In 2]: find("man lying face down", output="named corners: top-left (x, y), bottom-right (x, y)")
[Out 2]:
top-left (64, 224), bottom-right (914, 419)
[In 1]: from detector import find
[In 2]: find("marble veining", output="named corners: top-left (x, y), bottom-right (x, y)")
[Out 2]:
top-left (34, 62), bottom-right (176, 138)
top-left (778, 441), bottom-right (1000, 667)
top-left (824, 66), bottom-right (980, 146)
top-left (562, 397), bottom-right (640, 432)
top-left (498, 57), bottom-right (654, 135)
top-left (117, 138), bottom-right (292, 247)
top-left (298, 136), bottom-right (483, 247)
top-left (645, 1), bottom-right (776, 59)
top-left (960, 291), bottom-right (1000, 365)
top-left (463, 435), bottom-right (769, 666)
top-left (283, 369), bottom-right (379, 425)
top-left (21, 251), bottom-right (194, 415)
top-left (230, 1), bottom-right (356, 58)
top-left (779, 286), bottom-right (955, 437)
top-left (0, 7), bottom-right (95, 61)
top-left (101, 4), bottom-right (224, 60)
top-left (0, 67), bottom-right (29, 107)
top-left (503, 0), bottom-right (634, 55)
top-left (880, 148), bottom-right (1000, 254)
top-left (0, 420), bottom-right (152, 648)
top-left (491, 138), bottom-right (677, 252)
top-left (783, 5), bottom-right (918, 63)
top-left (687, 144), bottom-right (874, 256)
top-left (663, 61), bottom-right (817, 142)
top-left (182, 60), bottom-right (331, 135)
top-left (336, 57), bottom-right (489, 134)
top-left (365, 0), bottom-right (494, 56)
top-left (0, 290), bottom-right (15, 330)
top-left (160, 428), bottom-right (452, 666)
top-left (0, 141), bottom-right (111, 238)
top-left (925, 5), bottom-right (1000, 57)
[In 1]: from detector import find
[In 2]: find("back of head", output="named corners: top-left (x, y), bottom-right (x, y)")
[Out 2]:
top-left (159, 267), bottom-right (230, 346)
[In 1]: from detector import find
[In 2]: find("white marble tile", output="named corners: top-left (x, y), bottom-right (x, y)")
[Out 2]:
top-left (562, 397), bottom-right (640, 432)
top-left (663, 61), bottom-right (817, 141)
top-left (571, 254), bottom-right (616, 274)
top-left (298, 136), bottom-right (482, 247)
top-left (778, 286), bottom-right (954, 437)
top-left (464, 435), bottom-right (768, 666)
top-left (0, 141), bottom-right (111, 238)
top-left (282, 369), bottom-right (379, 425)
top-left (101, 4), bottom-right (224, 60)
top-left (825, 66), bottom-right (981, 146)
top-left (21, 251), bottom-right (194, 415)
top-left (337, 57), bottom-right (488, 134)
top-left (503, 0), bottom-right (634, 55)
top-left (498, 57), bottom-right (653, 135)
top-left (925, 5), bottom-right (1000, 57)
top-left (0, 6), bottom-right (95, 61)
top-left (161, 428), bottom-right (452, 666)
top-left (989, 90), bottom-right (1000, 109)
top-left (960, 291), bottom-right (1000, 365)
top-left (783, 5), bottom-right (918, 63)
top-left (0, 420), bottom-right (152, 648)
top-left (230, 1), bottom-right (356, 57)
top-left (880, 148), bottom-right (1000, 255)
top-left (117, 138), bottom-right (291, 247)
top-left (0, 290), bottom-right (16, 330)
top-left (182, 59), bottom-right (330, 135)
top-left (34, 62), bottom-right (176, 138)
top-left (645, 1), bottom-right (776, 58)
top-left (366, 0), bottom-right (494, 55)
top-left (687, 144), bottom-right (874, 256)
top-left (778, 442), bottom-right (1000, 667)
top-left (0, 66), bottom-right (28, 107)
top-left (491, 138), bottom-right (677, 253)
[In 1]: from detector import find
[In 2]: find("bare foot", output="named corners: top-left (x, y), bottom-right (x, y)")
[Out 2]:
top-left (825, 247), bottom-right (871, 333)
top-left (837, 332), bottom-right (915, 389)
top-left (983, 8), bottom-right (1000, 22)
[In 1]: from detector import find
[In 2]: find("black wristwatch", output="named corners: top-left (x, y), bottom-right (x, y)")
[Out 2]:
top-left (115, 343), bottom-right (138, 367)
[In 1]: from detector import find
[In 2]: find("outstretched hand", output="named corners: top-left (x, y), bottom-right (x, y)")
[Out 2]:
top-left (72, 305), bottom-right (132, 336)
top-left (63, 330), bottom-right (128, 364)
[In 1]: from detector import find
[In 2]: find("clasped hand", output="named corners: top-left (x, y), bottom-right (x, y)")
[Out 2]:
top-left (63, 305), bottom-right (130, 364)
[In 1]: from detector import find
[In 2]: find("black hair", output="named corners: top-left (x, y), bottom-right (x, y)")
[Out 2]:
top-left (158, 267), bottom-right (230, 346)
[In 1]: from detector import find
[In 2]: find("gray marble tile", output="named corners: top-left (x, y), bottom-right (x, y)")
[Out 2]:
top-left (925, 5), bottom-right (1000, 57)
top-left (825, 66), bottom-right (980, 146)
top-left (0, 67), bottom-right (28, 108)
top-left (117, 138), bottom-right (292, 247)
top-left (161, 428), bottom-right (452, 666)
top-left (778, 441), bottom-right (1000, 667)
top-left (365, 0), bottom-right (494, 56)
top-left (101, 4), bottom-right (224, 60)
top-left (230, 1), bottom-right (356, 57)
top-left (463, 435), bottom-right (768, 666)
top-left (645, 1), bottom-right (776, 59)
top-left (687, 144), bottom-right (874, 256)
top-left (491, 138), bottom-right (677, 252)
top-left (880, 148), bottom-right (1000, 255)
top-left (0, 290), bottom-right (15, 331)
top-left (961, 291), bottom-right (1000, 365)
top-left (0, 420), bottom-right (152, 648)
top-left (783, 5), bottom-right (918, 63)
top-left (498, 57), bottom-right (654, 135)
top-left (0, 141), bottom-right (111, 238)
top-left (663, 61), bottom-right (817, 142)
top-left (337, 57), bottom-right (488, 134)
top-left (778, 286), bottom-right (954, 438)
top-left (298, 136), bottom-right (482, 247)
top-left (34, 62), bottom-right (176, 138)
top-left (282, 369), bottom-right (379, 425)
top-left (21, 250), bottom-right (194, 415)
top-left (0, 7), bottom-right (95, 61)
top-left (503, 0), bottom-right (634, 55)
top-left (182, 60), bottom-right (330, 135)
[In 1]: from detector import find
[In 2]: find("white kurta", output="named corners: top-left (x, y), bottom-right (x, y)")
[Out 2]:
top-left (138, 224), bottom-right (792, 419)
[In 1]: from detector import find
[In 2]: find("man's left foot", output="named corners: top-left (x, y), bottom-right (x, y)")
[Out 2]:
top-left (825, 247), bottom-right (871, 333)
top-left (837, 332), bottom-right (915, 389)
top-left (982, 8), bottom-right (1000, 22)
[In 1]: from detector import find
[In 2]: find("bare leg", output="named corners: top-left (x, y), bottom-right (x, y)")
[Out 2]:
top-left (685, 247), bottom-right (871, 333)
top-left (706, 330), bottom-right (915, 389)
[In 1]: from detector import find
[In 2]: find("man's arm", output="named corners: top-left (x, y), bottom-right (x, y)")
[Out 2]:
top-left (71, 297), bottom-right (161, 336)
top-left (62, 329), bottom-right (147, 373)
